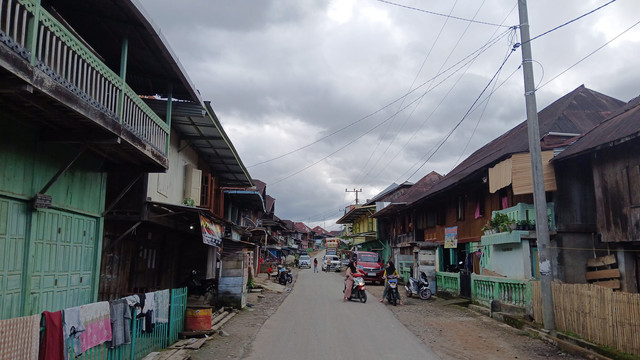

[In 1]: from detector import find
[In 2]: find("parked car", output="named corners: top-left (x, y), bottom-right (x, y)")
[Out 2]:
top-left (354, 251), bottom-right (385, 284)
top-left (298, 254), bottom-right (311, 268)
top-left (322, 255), bottom-right (341, 272)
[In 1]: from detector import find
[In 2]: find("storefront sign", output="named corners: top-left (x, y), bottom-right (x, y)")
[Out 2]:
top-left (444, 226), bottom-right (458, 249)
top-left (199, 213), bottom-right (223, 247)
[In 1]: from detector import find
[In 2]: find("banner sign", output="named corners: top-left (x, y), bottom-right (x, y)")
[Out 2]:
top-left (444, 226), bottom-right (458, 249)
top-left (199, 213), bottom-right (223, 247)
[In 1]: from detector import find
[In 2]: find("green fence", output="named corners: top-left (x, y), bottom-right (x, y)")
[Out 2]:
top-left (471, 274), bottom-right (531, 309)
top-left (435, 271), bottom-right (460, 295)
top-left (63, 287), bottom-right (187, 360)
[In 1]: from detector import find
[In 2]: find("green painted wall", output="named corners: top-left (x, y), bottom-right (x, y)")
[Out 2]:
top-left (0, 120), bottom-right (106, 318)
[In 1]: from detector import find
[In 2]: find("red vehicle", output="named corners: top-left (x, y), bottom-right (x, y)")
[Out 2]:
top-left (354, 251), bottom-right (385, 284)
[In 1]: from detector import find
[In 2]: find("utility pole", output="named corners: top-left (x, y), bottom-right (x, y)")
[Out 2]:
top-left (517, 0), bottom-right (555, 331)
top-left (345, 188), bottom-right (363, 204)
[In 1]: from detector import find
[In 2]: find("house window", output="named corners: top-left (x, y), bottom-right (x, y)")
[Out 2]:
top-left (475, 194), bottom-right (485, 219)
top-left (436, 205), bottom-right (446, 226)
top-left (457, 196), bottom-right (465, 221)
top-left (426, 211), bottom-right (436, 227)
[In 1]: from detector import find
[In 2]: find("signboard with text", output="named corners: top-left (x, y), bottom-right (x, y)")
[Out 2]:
top-left (199, 213), bottom-right (223, 247)
top-left (444, 226), bottom-right (458, 249)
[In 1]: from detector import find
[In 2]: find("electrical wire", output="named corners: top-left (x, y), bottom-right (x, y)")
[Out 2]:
top-left (402, 44), bottom-right (517, 182)
top-left (538, 18), bottom-right (640, 90)
top-left (375, 0), bottom-right (511, 28)
top-left (525, 0), bottom-right (617, 45)
top-left (355, 0), bottom-right (462, 185)
top-left (269, 29), bottom-right (513, 187)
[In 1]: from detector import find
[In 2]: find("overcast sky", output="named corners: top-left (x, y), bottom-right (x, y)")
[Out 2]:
top-left (139, 0), bottom-right (640, 231)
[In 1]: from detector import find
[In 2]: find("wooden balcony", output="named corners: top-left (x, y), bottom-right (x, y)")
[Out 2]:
top-left (0, 0), bottom-right (171, 170)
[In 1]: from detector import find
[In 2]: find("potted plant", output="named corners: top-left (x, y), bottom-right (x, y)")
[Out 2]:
top-left (516, 219), bottom-right (528, 230)
top-left (481, 222), bottom-right (493, 235)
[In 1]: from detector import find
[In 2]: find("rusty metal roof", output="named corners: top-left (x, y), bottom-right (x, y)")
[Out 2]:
top-left (423, 85), bottom-right (624, 198)
top-left (555, 94), bottom-right (640, 161)
top-left (372, 171), bottom-right (442, 218)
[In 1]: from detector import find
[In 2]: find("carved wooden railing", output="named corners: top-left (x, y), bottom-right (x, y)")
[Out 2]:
top-left (0, 0), bottom-right (169, 155)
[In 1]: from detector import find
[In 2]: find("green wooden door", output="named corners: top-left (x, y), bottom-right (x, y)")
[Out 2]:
top-left (0, 198), bottom-right (28, 319)
top-left (28, 209), bottom-right (98, 314)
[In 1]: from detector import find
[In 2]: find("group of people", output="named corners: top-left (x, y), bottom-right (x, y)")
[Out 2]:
top-left (343, 259), bottom-right (402, 305)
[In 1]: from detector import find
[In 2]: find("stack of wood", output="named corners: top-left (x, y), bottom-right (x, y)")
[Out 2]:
top-left (586, 254), bottom-right (621, 290)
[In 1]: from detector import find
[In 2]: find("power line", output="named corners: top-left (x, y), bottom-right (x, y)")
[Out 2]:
top-left (375, 0), bottom-right (512, 28)
top-left (248, 27), bottom-right (514, 170)
top-left (538, 18), bottom-right (640, 90)
top-left (355, 0), bottom-right (463, 185)
top-left (526, 0), bottom-right (617, 45)
top-left (402, 44), bottom-right (517, 182)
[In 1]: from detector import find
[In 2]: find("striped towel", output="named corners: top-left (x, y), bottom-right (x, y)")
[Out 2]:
top-left (0, 314), bottom-right (41, 360)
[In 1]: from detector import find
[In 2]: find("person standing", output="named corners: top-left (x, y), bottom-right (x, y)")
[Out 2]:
top-left (313, 258), bottom-right (318, 273)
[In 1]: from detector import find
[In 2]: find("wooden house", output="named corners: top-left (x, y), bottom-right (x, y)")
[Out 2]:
top-left (372, 86), bottom-right (625, 295)
top-left (554, 94), bottom-right (640, 292)
top-left (0, 0), bottom-right (209, 318)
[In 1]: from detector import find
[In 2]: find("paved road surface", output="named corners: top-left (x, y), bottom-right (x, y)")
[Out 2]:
top-left (245, 254), bottom-right (440, 360)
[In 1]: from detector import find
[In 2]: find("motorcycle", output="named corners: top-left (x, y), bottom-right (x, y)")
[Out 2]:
top-left (386, 274), bottom-right (400, 306)
top-left (187, 270), bottom-right (217, 303)
top-left (405, 271), bottom-right (432, 300)
top-left (344, 273), bottom-right (367, 303)
top-left (277, 265), bottom-right (293, 285)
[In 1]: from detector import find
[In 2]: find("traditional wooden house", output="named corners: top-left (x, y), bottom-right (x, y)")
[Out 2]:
top-left (337, 181), bottom-right (414, 260)
top-left (0, 0), bottom-right (214, 318)
top-left (372, 172), bottom-right (443, 287)
top-left (372, 86), bottom-right (624, 298)
top-left (553, 94), bottom-right (640, 292)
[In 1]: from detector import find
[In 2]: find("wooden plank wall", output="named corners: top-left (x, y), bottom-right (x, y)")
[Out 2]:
top-left (532, 281), bottom-right (640, 356)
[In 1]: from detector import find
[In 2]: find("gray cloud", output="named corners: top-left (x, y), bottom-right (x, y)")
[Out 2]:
top-left (140, 0), bottom-right (640, 227)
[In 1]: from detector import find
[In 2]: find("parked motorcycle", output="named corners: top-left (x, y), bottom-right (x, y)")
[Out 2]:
top-left (344, 273), bottom-right (367, 303)
top-left (277, 265), bottom-right (293, 285)
top-left (386, 274), bottom-right (401, 306)
top-left (405, 271), bottom-right (432, 300)
top-left (187, 270), bottom-right (217, 303)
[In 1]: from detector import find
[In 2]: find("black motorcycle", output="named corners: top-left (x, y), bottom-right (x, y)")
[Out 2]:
top-left (187, 270), bottom-right (217, 302)
top-left (277, 266), bottom-right (293, 285)
top-left (386, 275), bottom-right (401, 306)
top-left (405, 271), bottom-right (432, 300)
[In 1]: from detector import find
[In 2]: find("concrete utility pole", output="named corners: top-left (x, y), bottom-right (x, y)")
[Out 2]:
top-left (345, 188), bottom-right (363, 204)
top-left (517, 0), bottom-right (555, 331)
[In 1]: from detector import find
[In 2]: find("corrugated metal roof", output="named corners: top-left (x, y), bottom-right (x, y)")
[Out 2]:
top-left (146, 99), bottom-right (252, 187)
top-left (423, 85), bottom-right (624, 198)
top-left (555, 94), bottom-right (640, 160)
top-left (372, 171), bottom-right (442, 218)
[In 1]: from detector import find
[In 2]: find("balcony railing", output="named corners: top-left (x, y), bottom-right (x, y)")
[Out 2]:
top-left (491, 202), bottom-right (556, 231)
top-left (471, 274), bottom-right (531, 310)
top-left (0, 0), bottom-right (169, 155)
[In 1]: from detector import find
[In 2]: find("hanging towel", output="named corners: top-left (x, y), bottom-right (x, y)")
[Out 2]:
top-left (107, 299), bottom-right (131, 348)
top-left (39, 311), bottom-right (64, 360)
top-left (0, 314), bottom-right (40, 360)
top-left (79, 302), bottom-right (112, 353)
top-left (141, 292), bottom-right (156, 332)
top-left (154, 290), bottom-right (170, 323)
top-left (63, 306), bottom-right (85, 359)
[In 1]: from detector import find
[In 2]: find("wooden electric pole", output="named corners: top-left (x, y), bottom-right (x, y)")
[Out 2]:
top-left (517, 0), bottom-right (555, 331)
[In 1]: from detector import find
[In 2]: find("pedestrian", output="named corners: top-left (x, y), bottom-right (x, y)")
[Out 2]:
top-left (313, 258), bottom-right (318, 273)
top-left (267, 265), bottom-right (273, 279)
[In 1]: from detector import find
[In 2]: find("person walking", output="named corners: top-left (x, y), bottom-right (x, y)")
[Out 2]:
top-left (313, 258), bottom-right (318, 273)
